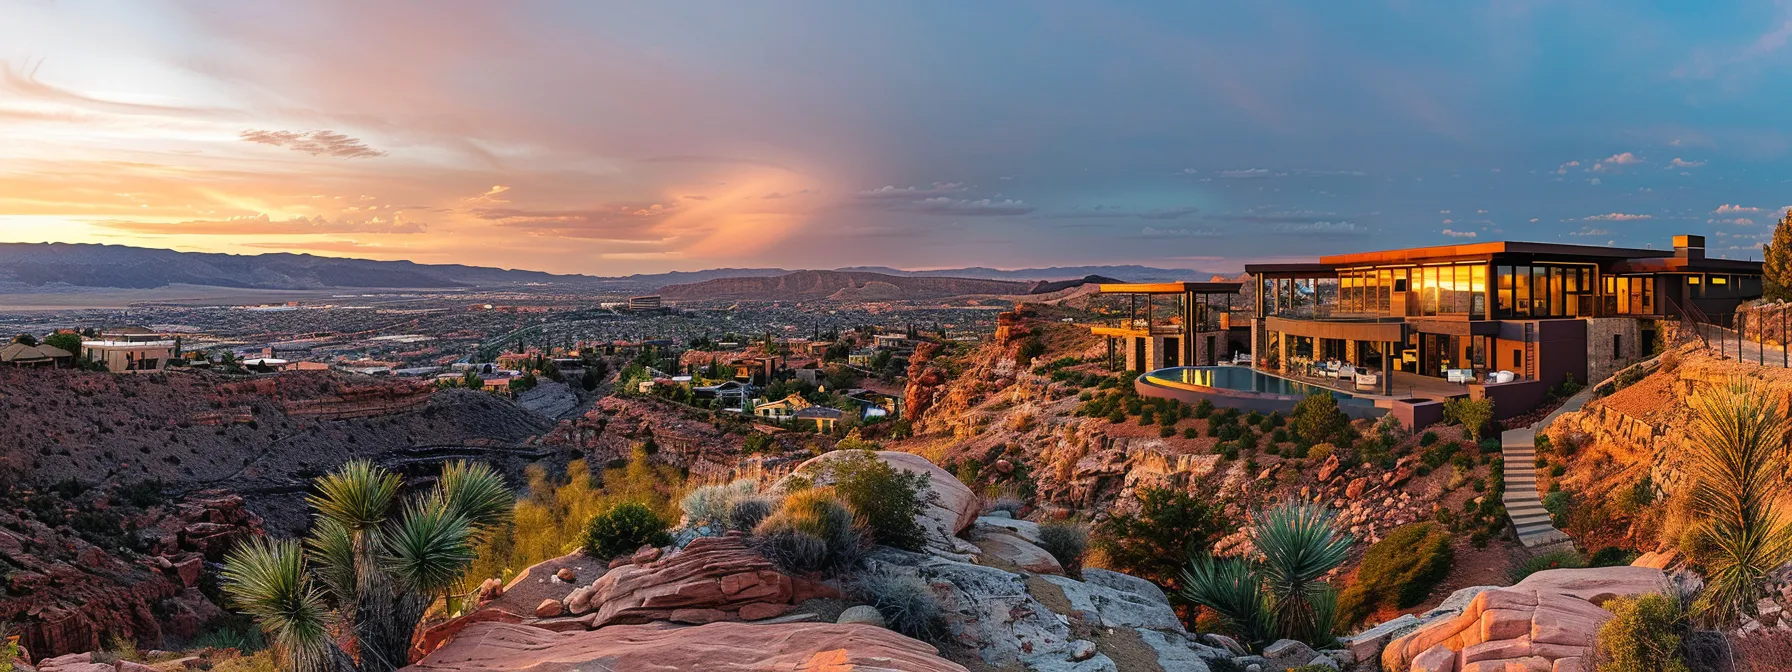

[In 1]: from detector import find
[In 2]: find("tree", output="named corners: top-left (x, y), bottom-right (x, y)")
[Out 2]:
top-left (1181, 502), bottom-right (1353, 649)
top-left (41, 332), bottom-right (82, 355)
top-left (1092, 487), bottom-right (1230, 591)
top-left (1442, 397), bottom-right (1495, 442)
top-left (1291, 392), bottom-right (1350, 446)
top-left (1683, 376), bottom-right (1792, 626)
top-left (222, 461), bottom-right (511, 672)
top-left (10, 333), bottom-right (37, 346)
top-left (1765, 209), bottom-right (1792, 301)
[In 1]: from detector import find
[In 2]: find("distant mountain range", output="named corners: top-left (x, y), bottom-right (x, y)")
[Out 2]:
top-left (658, 270), bottom-right (1033, 302)
top-left (0, 243), bottom-right (1204, 293)
top-left (0, 243), bottom-right (588, 290)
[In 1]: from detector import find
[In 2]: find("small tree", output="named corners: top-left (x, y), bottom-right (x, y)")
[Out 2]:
top-left (1093, 486), bottom-right (1230, 591)
top-left (42, 332), bottom-right (81, 355)
top-left (1764, 209), bottom-right (1792, 301)
top-left (1442, 397), bottom-right (1495, 442)
top-left (1593, 593), bottom-right (1692, 672)
top-left (222, 461), bottom-right (511, 672)
top-left (1291, 392), bottom-right (1350, 446)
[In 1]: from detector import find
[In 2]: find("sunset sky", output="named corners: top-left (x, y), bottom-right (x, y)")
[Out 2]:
top-left (3, 1), bottom-right (1792, 276)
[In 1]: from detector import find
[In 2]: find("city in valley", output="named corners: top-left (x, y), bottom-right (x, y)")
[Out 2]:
top-left (3, 4), bottom-right (1791, 672)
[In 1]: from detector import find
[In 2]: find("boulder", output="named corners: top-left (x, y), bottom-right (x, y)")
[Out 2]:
top-left (975, 516), bottom-right (1042, 543)
top-left (977, 530), bottom-right (1065, 575)
top-left (1381, 588), bottom-right (1615, 672)
top-left (535, 599), bottom-right (564, 618)
top-left (1040, 574), bottom-right (1182, 632)
top-left (1264, 639), bottom-right (1318, 669)
top-left (1342, 613), bottom-right (1420, 663)
top-left (837, 605), bottom-right (886, 628)
top-left (403, 621), bottom-right (969, 671)
top-left (554, 568), bottom-right (576, 583)
top-left (1203, 633), bottom-right (1249, 657)
top-left (1512, 566), bottom-right (1669, 606)
top-left (573, 534), bottom-right (831, 627)
top-left (790, 450), bottom-right (979, 551)
top-left (863, 547), bottom-right (1073, 669)
top-left (1080, 568), bottom-right (1171, 608)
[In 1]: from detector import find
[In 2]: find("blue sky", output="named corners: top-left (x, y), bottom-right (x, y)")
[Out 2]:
top-left (1, 0), bottom-right (1790, 274)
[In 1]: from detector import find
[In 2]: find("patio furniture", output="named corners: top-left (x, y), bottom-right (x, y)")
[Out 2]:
top-left (1234, 352), bottom-right (1253, 365)
top-left (1492, 370), bottom-right (1516, 384)
top-left (1445, 369), bottom-right (1474, 384)
top-left (1337, 363), bottom-right (1357, 381)
top-left (1354, 371), bottom-right (1379, 392)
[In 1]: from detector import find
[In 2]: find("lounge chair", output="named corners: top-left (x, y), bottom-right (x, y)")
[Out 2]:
top-left (1445, 368), bottom-right (1474, 384)
top-left (1354, 371), bottom-right (1379, 392)
top-left (1492, 370), bottom-right (1516, 384)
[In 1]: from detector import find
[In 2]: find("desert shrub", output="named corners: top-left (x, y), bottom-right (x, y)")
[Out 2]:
top-left (1305, 443), bottom-right (1333, 461)
top-left (1442, 397), bottom-right (1495, 442)
top-left (1589, 546), bottom-right (1641, 567)
top-left (1183, 427), bottom-right (1199, 439)
top-left (1593, 592), bottom-right (1692, 672)
top-left (1272, 427), bottom-right (1290, 444)
top-left (812, 450), bottom-right (930, 551)
top-left (1291, 392), bottom-right (1350, 446)
top-left (851, 572), bottom-right (946, 642)
top-left (1193, 398), bottom-right (1215, 419)
top-left (1038, 521), bottom-right (1089, 576)
top-left (1338, 522), bottom-right (1453, 626)
top-left (1478, 437), bottom-right (1502, 454)
top-left (582, 501), bottom-right (672, 559)
top-left (1543, 491), bottom-right (1574, 527)
top-left (753, 487), bottom-right (863, 572)
top-left (681, 479), bottom-right (759, 529)
top-left (1093, 486), bottom-right (1229, 590)
top-left (1420, 431), bottom-right (1438, 447)
top-left (1510, 549), bottom-right (1586, 582)
top-left (1158, 425), bottom-right (1175, 437)
top-left (728, 497), bottom-right (775, 532)
top-left (1183, 502), bottom-right (1352, 648)
top-left (1421, 441), bottom-right (1458, 469)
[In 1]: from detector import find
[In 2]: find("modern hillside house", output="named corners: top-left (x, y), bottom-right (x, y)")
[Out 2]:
top-left (1088, 281), bottom-right (1251, 372)
top-left (1243, 234), bottom-right (1761, 399)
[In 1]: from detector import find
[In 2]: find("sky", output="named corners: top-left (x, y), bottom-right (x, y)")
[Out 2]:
top-left (3, 0), bottom-right (1792, 276)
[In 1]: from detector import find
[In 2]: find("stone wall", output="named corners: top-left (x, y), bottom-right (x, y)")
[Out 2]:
top-left (1583, 317), bottom-right (1644, 386)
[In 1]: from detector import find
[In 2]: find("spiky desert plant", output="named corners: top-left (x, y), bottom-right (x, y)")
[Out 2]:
top-left (1181, 502), bottom-right (1352, 649)
top-left (1684, 376), bottom-right (1792, 626)
top-left (222, 460), bottom-right (511, 672)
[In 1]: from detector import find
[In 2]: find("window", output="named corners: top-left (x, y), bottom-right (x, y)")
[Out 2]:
top-left (1513, 350), bottom-right (1524, 369)
top-left (1514, 266), bottom-right (1532, 316)
top-left (1613, 334), bottom-right (1622, 361)
top-left (1497, 266), bottom-right (1514, 314)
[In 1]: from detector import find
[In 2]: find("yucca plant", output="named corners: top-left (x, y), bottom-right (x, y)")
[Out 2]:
top-left (1684, 376), bottom-right (1792, 627)
top-left (222, 460), bottom-right (511, 672)
top-left (1181, 502), bottom-right (1352, 649)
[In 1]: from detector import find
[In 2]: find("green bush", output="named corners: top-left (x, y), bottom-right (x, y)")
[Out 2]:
top-left (1272, 427), bottom-right (1290, 444)
top-left (1093, 486), bottom-right (1229, 589)
top-left (1478, 437), bottom-right (1502, 454)
top-left (582, 501), bottom-right (673, 559)
top-left (1159, 425), bottom-right (1176, 438)
top-left (1193, 398), bottom-right (1215, 419)
top-left (1037, 520), bottom-right (1089, 576)
top-left (1589, 546), bottom-right (1641, 568)
top-left (851, 572), bottom-right (946, 642)
top-left (1292, 392), bottom-right (1351, 446)
top-left (680, 479), bottom-right (758, 529)
top-left (1510, 549), bottom-right (1586, 582)
top-left (1420, 431), bottom-right (1438, 447)
top-left (1442, 397), bottom-right (1495, 442)
top-left (753, 487), bottom-right (863, 572)
top-left (728, 496), bottom-right (775, 532)
top-left (1542, 491), bottom-right (1574, 527)
top-left (1593, 593), bottom-right (1691, 672)
top-left (1337, 522), bottom-right (1453, 626)
top-left (816, 450), bottom-right (930, 551)
top-left (1183, 427), bottom-right (1199, 439)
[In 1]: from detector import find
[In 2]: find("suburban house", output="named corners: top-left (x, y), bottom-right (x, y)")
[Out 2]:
top-left (695, 380), bottom-right (755, 409)
top-left (0, 343), bottom-right (73, 367)
top-left (752, 393), bottom-right (812, 421)
top-left (794, 405), bottom-right (846, 432)
top-left (732, 356), bottom-right (780, 385)
top-left (841, 388), bottom-right (904, 420)
top-left (846, 349), bottom-right (878, 367)
top-left (82, 327), bottom-right (177, 373)
top-left (1241, 234), bottom-right (1761, 401)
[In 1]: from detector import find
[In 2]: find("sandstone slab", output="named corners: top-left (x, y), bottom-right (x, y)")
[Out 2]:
top-left (403, 621), bottom-right (968, 671)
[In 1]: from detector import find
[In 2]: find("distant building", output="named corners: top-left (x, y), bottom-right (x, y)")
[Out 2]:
top-left (872, 333), bottom-right (911, 350)
top-left (83, 327), bottom-right (175, 373)
top-left (628, 295), bottom-right (663, 311)
top-left (794, 405), bottom-right (845, 432)
top-left (732, 356), bottom-right (780, 385)
top-left (846, 349), bottom-right (877, 368)
top-left (753, 393), bottom-right (811, 421)
top-left (0, 343), bottom-right (72, 368)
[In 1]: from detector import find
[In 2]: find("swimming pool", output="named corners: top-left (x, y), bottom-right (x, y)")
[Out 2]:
top-left (1136, 366), bottom-right (1383, 417)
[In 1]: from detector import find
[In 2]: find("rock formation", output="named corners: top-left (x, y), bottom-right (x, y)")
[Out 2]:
top-left (404, 621), bottom-right (969, 671)
top-left (564, 534), bottom-right (831, 628)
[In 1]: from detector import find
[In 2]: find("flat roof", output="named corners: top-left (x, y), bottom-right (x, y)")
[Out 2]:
top-left (1319, 241), bottom-right (1675, 266)
top-left (1096, 281), bottom-right (1244, 294)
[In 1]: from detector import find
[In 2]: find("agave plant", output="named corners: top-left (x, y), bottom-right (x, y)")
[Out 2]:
top-left (222, 460), bottom-right (512, 672)
top-left (1684, 376), bottom-right (1792, 627)
top-left (1181, 502), bottom-right (1352, 649)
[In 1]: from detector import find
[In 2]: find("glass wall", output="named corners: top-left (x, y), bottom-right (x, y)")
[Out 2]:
top-left (1494, 264), bottom-right (1597, 318)
top-left (1602, 275), bottom-right (1654, 315)
top-left (1338, 263), bottom-right (1484, 318)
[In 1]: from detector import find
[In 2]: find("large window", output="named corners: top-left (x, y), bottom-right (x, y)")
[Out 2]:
top-left (1496, 264), bottom-right (1597, 318)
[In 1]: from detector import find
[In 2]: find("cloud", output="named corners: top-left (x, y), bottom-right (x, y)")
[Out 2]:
top-left (1709, 217), bottom-right (1755, 226)
top-left (1715, 204), bottom-right (1763, 213)
top-left (1272, 221), bottom-right (1363, 234)
top-left (239, 130), bottom-right (386, 158)
top-left (854, 183), bottom-right (967, 199)
top-left (462, 185), bottom-right (510, 203)
top-left (1440, 228), bottom-right (1476, 238)
top-left (1040, 205), bottom-right (1198, 220)
top-left (1569, 227), bottom-right (1611, 236)
top-left (1555, 160), bottom-right (1580, 174)
top-left (1591, 152), bottom-right (1641, 172)
top-left (1582, 212), bottom-right (1652, 221)
top-left (470, 204), bottom-right (675, 241)
top-left (1137, 226), bottom-right (1222, 238)
top-left (1218, 168), bottom-right (1276, 179)
top-left (1668, 157), bottom-right (1705, 169)
top-left (93, 212), bottom-right (426, 235)
top-left (905, 197), bottom-right (1032, 216)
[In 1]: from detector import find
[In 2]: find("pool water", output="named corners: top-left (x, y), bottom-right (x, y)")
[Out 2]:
top-left (1142, 366), bottom-right (1375, 407)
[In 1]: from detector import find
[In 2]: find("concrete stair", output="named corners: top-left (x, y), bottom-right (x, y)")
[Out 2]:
top-left (1495, 386), bottom-right (1597, 548)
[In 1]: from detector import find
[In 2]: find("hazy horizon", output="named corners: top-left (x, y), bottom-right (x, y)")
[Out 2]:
top-left (4, 1), bottom-right (1791, 275)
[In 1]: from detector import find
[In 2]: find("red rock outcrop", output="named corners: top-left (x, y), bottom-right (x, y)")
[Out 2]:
top-left (570, 534), bottom-right (833, 628)
top-left (404, 621), bottom-right (969, 671)
top-left (903, 341), bottom-right (946, 425)
top-left (1381, 586), bottom-right (1624, 672)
